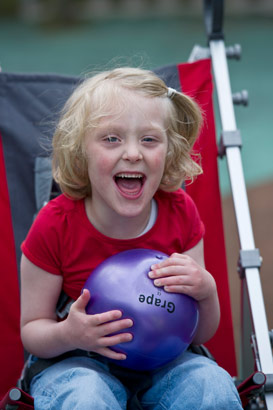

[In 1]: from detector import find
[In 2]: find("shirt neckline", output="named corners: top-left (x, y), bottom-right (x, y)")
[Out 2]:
top-left (78, 197), bottom-right (160, 244)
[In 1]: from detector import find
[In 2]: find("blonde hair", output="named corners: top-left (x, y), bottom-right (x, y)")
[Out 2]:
top-left (52, 67), bottom-right (203, 199)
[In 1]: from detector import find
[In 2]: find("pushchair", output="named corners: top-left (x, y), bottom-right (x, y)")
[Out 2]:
top-left (1, 0), bottom-right (273, 408)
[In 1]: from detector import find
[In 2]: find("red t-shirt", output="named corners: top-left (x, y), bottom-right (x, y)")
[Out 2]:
top-left (22, 189), bottom-right (205, 300)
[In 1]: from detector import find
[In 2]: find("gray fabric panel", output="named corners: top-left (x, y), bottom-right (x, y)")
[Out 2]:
top-left (0, 72), bottom-right (80, 269)
top-left (154, 64), bottom-right (181, 91)
top-left (0, 66), bottom-right (179, 271)
top-left (34, 156), bottom-right (54, 212)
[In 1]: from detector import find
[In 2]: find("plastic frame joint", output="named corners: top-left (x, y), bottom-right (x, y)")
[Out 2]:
top-left (264, 374), bottom-right (273, 393)
top-left (218, 130), bottom-right (242, 158)
top-left (237, 249), bottom-right (262, 279)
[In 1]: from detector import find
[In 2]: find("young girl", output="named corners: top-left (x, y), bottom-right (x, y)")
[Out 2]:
top-left (20, 67), bottom-right (242, 409)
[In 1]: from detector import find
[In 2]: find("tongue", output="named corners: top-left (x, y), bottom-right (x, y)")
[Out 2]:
top-left (116, 177), bottom-right (142, 194)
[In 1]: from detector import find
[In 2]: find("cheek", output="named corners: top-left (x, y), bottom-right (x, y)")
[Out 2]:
top-left (87, 147), bottom-right (113, 176)
top-left (88, 160), bottom-right (112, 182)
top-left (153, 148), bottom-right (167, 173)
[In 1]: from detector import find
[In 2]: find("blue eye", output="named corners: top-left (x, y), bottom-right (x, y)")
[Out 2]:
top-left (105, 135), bottom-right (119, 143)
top-left (142, 136), bottom-right (155, 142)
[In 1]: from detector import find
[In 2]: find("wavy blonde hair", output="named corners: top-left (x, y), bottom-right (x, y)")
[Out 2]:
top-left (52, 67), bottom-right (203, 199)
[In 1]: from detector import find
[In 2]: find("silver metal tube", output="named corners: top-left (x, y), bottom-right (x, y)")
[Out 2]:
top-left (209, 38), bottom-right (273, 408)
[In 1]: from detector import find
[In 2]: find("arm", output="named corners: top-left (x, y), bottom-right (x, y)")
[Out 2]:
top-left (148, 239), bottom-right (220, 344)
top-left (20, 255), bottom-right (133, 359)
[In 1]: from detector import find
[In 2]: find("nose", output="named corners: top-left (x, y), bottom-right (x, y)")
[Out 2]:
top-left (122, 141), bottom-right (143, 162)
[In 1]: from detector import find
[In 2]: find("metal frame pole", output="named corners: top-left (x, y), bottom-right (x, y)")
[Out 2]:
top-left (209, 36), bottom-right (273, 409)
top-left (203, 1), bottom-right (273, 406)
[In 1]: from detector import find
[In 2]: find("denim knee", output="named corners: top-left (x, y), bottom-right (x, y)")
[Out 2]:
top-left (179, 354), bottom-right (242, 409)
top-left (30, 356), bottom-right (128, 410)
top-left (141, 352), bottom-right (242, 410)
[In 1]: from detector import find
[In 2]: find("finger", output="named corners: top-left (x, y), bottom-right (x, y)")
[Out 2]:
top-left (71, 289), bottom-right (91, 312)
top-left (98, 317), bottom-right (134, 337)
top-left (164, 284), bottom-right (195, 296)
top-left (151, 273), bottom-right (196, 296)
top-left (91, 310), bottom-right (125, 326)
top-left (150, 254), bottom-right (190, 270)
top-left (153, 273), bottom-right (192, 286)
top-left (99, 331), bottom-right (133, 347)
top-left (149, 264), bottom-right (189, 279)
top-left (96, 347), bottom-right (127, 361)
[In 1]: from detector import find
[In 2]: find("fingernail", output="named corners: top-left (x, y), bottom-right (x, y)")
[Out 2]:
top-left (154, 279), bottom-right (161, 286)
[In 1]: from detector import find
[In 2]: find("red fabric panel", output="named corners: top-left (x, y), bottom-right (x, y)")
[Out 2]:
top-left (178, 59), bottom-right (237, 376)
top-left (0, 135), bottom-right (24, 398)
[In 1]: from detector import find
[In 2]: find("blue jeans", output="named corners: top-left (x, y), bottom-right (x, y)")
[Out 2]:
top-left (30, 351), bottom-right (243, 409)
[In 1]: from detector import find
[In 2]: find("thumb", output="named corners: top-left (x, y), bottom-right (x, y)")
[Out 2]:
top-left (72, 288), bottom-right (91, 312)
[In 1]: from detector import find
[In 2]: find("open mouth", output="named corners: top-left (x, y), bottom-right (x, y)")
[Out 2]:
top-left (114, 173), bottom-right (145, 197)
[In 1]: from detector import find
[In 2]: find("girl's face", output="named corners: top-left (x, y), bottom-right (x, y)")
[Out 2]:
top-left (84, 88), bottom-right (169, 232)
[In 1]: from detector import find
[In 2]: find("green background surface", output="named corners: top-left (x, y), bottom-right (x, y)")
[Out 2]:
top-left (0, 15), bottom-right (272, 194)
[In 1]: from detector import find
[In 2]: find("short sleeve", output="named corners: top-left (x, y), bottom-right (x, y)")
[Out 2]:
top-left (21, 202), bottom-right (63, 275)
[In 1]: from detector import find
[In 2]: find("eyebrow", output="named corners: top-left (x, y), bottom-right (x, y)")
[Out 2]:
top-left (97, 122), bottom-right (166, 135)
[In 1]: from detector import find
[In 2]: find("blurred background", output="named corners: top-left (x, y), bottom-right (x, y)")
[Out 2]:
top-left (0, 0), bottom-right (272, 370)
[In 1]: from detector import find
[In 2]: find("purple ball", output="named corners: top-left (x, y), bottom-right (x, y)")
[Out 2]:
top-left (84, 248), bottom-right (199, 371)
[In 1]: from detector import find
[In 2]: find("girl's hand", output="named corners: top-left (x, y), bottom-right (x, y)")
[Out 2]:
top-left (148, 252), bottom-right (216, 302)
top-left (148, 242), bottom-right (220, 344)
top-left (62, 289), bottom-right (133, 360)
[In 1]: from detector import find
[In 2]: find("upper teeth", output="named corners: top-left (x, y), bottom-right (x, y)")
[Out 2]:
top-left (116, 173), bottom-right (142, 178)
